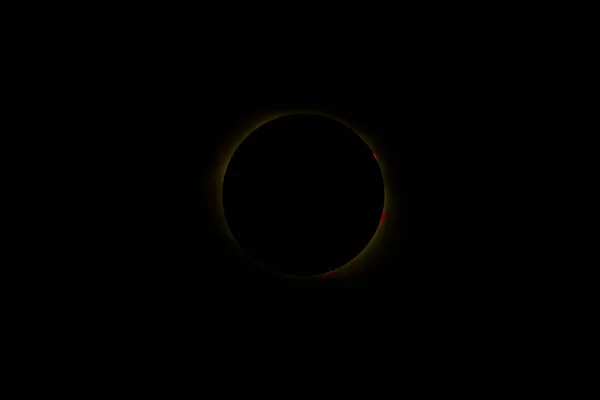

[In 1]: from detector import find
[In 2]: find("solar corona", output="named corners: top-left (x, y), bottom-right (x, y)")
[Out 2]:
top-left (217, 112), bottom-right (391, 279)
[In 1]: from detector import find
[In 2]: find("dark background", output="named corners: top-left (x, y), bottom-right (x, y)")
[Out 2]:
top-left (17, 7), bottom-right (566, 383)
top-left (94, 67), bottom-right (519, 315)
top-left (67, 24), bottom-right (543, 324)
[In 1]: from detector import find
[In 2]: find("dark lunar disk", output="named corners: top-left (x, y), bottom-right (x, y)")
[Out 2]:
top-left (223, 114), bottom-right (384, 276)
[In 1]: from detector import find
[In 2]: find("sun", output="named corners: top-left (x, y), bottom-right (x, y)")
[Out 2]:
top-left (215, 109), bottom-right (394, 280)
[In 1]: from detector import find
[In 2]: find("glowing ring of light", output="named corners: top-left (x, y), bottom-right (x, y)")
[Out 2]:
top-left (215, 109), bottom-right (394, 280)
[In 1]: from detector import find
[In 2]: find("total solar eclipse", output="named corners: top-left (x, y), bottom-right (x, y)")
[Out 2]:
top-left (222, 114), bottom-right (386, 277)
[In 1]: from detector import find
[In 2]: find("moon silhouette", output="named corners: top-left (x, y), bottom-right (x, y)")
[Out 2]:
top-left (221, 113), bottom-right (386, 277)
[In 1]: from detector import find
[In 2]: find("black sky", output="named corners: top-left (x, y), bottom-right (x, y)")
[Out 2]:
top-left (87, 41), bottom-right (532, 318)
